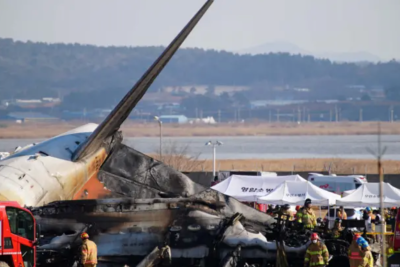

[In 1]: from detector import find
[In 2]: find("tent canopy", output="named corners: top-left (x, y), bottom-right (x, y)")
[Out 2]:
top-left (336, 183), bottom-right (400, 208)
top-left (257, 181), bottom-right (341, 206)
top-left (211, 174), bottom-right (306, 202)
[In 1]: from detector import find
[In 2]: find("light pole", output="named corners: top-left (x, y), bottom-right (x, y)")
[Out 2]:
top-left (205, 141), bottom-right (223, 177)
top-left (154, 116), bottom-right (163, 161)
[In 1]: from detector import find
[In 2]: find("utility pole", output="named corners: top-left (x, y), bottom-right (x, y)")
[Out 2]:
top-left (335, 105), bottom-right (338, 122)
top-left (329, 109), bottom-right (332, 122)
top-left (205, 141), bottom-right (223, 177)
top-left (302, 106), bottom-right (306, 122)
top-left (359, 108), bottom-right (363, 122)
top-left (308, 112), bottom-right (311, 123)
top-left (200, 109), bottom-right (203, 119)
top-left (277, 109), bottom-right (280, 122)
top-left (298, 108), bottom-right (301, 123)
top-left (218, 110), bottom-right (221, 123)
top-left (367, 123), bottom-right (387, 267)
top-left (390, 106), bottom-right (394, 122)
top-left (154, 116), bottom-right (163, 161)
top-left (237, 107), bottom-right (241, 122)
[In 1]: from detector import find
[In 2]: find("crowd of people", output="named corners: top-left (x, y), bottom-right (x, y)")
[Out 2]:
top-left (248, 199), bottom-right (399, 267)
top-left (78, 200), bottom-right (398, 267)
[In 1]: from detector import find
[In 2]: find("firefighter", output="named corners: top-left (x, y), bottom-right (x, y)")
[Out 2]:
top-left (388, 207), bottom-right (397, 231)
top-left (158, 242), bottom-right (172, 266)
top-left (295, 205), bottom-right (302, 222)
top-left (279, 204), bottom-right (293, 221)
top-left (360, 242), bottom-right (374, 267)
top-left (337, 206), bottom-right (347, 220)
top-left (329, 218), bottom-right (343, 239)
top-left (304, 233), bottom-right (329, 267)
top-left (348, 234), bottom-right (363, 267)
top-left (365, 207), bottom-right (377, 242)
top-left (80, 233), bottom-right (98, 267)
top-left (297, 199), bottom-right (316, 230)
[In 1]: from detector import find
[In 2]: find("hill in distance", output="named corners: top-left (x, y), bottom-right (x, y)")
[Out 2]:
top-left (236, 41), bottom-right (382, 63)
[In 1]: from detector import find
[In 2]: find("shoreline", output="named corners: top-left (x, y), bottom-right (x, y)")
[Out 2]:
top-left (0, 121), bottom-right (399, 139)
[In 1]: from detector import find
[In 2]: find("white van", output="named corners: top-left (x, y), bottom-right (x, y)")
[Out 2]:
top-left (307, 174), bottom-right (367, 195)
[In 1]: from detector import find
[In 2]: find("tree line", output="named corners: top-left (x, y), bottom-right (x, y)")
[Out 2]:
top-left (0, 37), bottom-right (399, 107)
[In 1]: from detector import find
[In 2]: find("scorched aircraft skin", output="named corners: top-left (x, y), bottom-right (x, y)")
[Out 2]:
top-left (0, 0), bottom-right (213, 206)
top-left (0, 1), bottom-right (311, 266)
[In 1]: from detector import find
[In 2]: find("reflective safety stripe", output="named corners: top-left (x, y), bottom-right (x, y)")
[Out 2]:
top-left (308, 250), bottom-right (323, 255)
top-left (349, 256), bottom-right (363, 259)
top-left (304, 258), bottom-right (310, 261)
top-left (310, 261), bottom-right (325, 266)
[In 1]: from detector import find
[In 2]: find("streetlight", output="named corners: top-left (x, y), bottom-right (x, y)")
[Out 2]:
top-left (205, 140), bottom-right (223, 177)
top-left (154, 116), bottom-right (162, 161)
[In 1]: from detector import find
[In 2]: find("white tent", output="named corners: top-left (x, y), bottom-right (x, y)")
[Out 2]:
top-left (342, 189), bottom-right (356, 197)
top-left (257, 181), bottom-right (341, 206)
top-left (336, 183), bottom-right (400, 208)
top-left (211, 174), bottom-right (306, 202)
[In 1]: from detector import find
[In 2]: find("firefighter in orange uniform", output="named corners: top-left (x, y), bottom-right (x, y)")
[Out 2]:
top-left (348, 234), bottom-right (363, 267)
top-left (81, 233), bottom-right (98, 267)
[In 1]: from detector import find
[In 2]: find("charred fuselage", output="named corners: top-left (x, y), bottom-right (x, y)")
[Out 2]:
top-left (32, 188), bottom-right (310, 267)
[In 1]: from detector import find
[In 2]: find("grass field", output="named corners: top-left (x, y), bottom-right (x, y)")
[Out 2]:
top-left (202, 158), bottom-right (400, 174)
top-left (0, 121), bottom-right (399, 138)
top-left (148, 155), bottom-right (400, 174)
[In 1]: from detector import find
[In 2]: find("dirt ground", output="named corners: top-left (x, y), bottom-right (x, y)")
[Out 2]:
top-left (0, 121), bottom-right (399, 138)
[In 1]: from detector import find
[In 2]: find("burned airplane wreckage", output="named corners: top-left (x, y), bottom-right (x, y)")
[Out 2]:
top-left (0, 0), bottom-right (382, 266)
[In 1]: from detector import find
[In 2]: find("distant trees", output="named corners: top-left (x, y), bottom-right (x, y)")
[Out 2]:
top-left (1, 38), bottom-right (400, 110)
top-left (386, 86), bottom-right (400, 101)
top-left (361, 94), bottom-right (372, 101)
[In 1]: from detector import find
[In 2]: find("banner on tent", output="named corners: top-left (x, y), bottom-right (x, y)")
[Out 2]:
top-left (286, 193), bottom-right (306, 197)
top-left (364, 194), bottom-right (381, 198)
top-left (241, 187), bottom-right (274, 194)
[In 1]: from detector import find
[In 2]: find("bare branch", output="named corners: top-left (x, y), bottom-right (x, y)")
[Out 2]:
top-left (153, 141), bottom-right (205, 172)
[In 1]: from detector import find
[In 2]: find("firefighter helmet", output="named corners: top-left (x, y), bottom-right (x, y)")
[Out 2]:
top-left (81, 232), bottom-right (89, 239)
top-left (353, 233), bottom-right (361, 240)
top-left (311, 233), bottom-right (319, 240)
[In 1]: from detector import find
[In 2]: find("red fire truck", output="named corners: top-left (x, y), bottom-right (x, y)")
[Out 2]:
top-left (0, 201), bottom-right (36, 267)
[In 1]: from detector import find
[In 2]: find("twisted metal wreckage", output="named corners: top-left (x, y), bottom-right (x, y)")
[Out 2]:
top-left (0, 0), bottom-right (382, 266)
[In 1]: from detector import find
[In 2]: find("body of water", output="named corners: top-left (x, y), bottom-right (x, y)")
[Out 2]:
top-left (0, 135), bottom-right (399, 160)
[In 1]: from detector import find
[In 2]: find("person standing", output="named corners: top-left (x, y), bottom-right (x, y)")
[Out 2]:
top-left (304, 233), bottom-right (329, 267)
top-left (348, 234), bottom-right (363, 267)
top-left (279, 204), bottom-right (293, 221)
top-left (297, 199), bottom-right (316, 230)
top-left (80, 233), bottom-right (98, 267)
top-left (329, 218), bottom-right (343, 239)
top-left (360, 242), bottom-right (374, 267)
top-left (337, 206), bottom-right (347, 220)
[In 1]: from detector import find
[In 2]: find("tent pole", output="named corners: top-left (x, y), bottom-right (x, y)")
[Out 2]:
top-left (378, 155), bottom-right (386, 266)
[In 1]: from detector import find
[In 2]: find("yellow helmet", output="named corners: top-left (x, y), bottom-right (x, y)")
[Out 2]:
top-left (81, 232), bottom-right (89, 239)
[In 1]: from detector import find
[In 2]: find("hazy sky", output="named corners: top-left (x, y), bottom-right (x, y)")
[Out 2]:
top-left (1, 0), bottom-right (399, 60)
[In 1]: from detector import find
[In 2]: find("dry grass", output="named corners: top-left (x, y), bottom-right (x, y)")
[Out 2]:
top-left (0, 121), bottom-right (400, 138)
top-left (173, 158), bottom-right (400, 174)
top-left (152, 141), bottom-right (205, 172)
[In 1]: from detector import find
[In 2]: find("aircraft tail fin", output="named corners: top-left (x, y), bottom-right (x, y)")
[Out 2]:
top-left (72, 0), bottom-right (214, 161)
